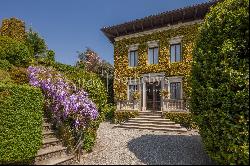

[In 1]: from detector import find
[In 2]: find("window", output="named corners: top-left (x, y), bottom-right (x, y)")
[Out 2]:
top-left (129, 85), bottom-right (138, 100)
top-left (129, 50), bottom-right (138, 67)
top-left (148, 47), bottom-right (159, 64)
top-left (170, 44), bottom-right (181, 62)
top-left (170, 82), bottom-right (181, 99)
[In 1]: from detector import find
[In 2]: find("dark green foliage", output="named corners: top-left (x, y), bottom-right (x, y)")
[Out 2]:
top-left (114, 110), bottom-right (139, 123)
top-left (191, 0), bottom-right (249, 164)
top-left (0, 59), bottom-right (12, 71)
top-left (0, 84), bottom-right (44, 164)
top-left (0, 36), bottom-right (31, 66)
top-left (163, 112), bottom-right (197, 129)
top-left (25, 28), bottom-right (47, 56)
top-left (102, 103), bottom-right (116, 121)
top-left (46, 50), bottom-right (55, 62)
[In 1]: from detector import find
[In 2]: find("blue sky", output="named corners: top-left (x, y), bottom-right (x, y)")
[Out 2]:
top-left (0, 0), bottom-right (208, 65)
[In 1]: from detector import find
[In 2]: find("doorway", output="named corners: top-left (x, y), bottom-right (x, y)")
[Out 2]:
top-left (146, 81), bottom-right (161, 111)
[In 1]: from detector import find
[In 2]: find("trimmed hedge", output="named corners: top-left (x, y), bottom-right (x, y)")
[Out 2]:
top-left (0, 36), bottom-right (31, 66)
top-left (0, 59), bottom-right (12, 71)
top-left (0, 69), bottom-right (12, 84)
top-left (191, 0), bottom-right (249, 164)
top-left (163, 112), bottom-right (197, 130)
top-left (114, 110), bottom-right (139, 123)
top-left (0, 83), bottom-right (44, 164)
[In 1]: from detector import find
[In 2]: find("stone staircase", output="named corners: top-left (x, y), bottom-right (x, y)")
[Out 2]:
top-left (116, 111), bottom-right (187, 132)
top-left (34, 118), bottom-right (76, 165)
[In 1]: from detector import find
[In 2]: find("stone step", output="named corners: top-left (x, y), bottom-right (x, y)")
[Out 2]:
top-left (131, 117), bottom-right (170, 122)
top-left (127, 119), bottom-right (175, 125)
top-left (116, 125), bottom-right (187, 132)
top-left (42, 138), bottom-right (61, 148)
top-left (121, 122), bottom-right (181, 128)
top-left (138, 115), bottom-right (162, 118)
top-left (139, 111), bottom-right (162, 115)
top-left (35, 145), bottom-right (67, 162)
top-left (42, 130), bottom-right (55, 139)
top-left (124, 121), bottom-right (178, 127)
top-left (35, 154), bottom-right (75, 165)
top-left (43, 123), bottom-right (52, 131)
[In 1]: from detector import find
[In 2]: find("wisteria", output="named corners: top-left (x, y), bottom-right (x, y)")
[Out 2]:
top-left (27, 66), bottom-right (99, 129)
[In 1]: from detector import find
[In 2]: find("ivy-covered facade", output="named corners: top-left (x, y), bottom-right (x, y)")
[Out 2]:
top-left (102, 1), bottom-right (217, 112)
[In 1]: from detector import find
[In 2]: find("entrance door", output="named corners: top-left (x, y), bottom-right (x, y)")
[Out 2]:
top-left (146, 82), bottom-right (161, 111)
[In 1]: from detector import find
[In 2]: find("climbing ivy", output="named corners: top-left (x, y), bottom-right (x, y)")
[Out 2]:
top-left (113, 23), bottom-right (200, 101)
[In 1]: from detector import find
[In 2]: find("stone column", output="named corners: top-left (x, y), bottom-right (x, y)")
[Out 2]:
top-left (142, 80), bottom-right (146, 111)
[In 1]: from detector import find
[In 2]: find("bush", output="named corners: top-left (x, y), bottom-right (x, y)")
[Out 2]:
top-left (191, 0), bottom-right (249, 164)
top-left (9, 67), bottom-right (29, 85)
top-left (102, 103), bottom-right (116, 121)
top-left (64, 68), bottom-right (108, 111)
top-left (0, 83), bottom-right (44, 164)
top-left (0, 59), bottom-right (12, 71)
top-left (163, 112), bottom-right (197, 129)
top-left (0, 17), bottom-right (26, 42)
top-left (114, 110), bottom-right (139, 123)
top-left (0, 36), bottom-right (31, 66)
top-left (0, 70), bottom-right (12, 84)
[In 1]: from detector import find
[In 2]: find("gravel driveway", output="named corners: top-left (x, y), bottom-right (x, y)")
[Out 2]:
top-left (79, 122), bottom-right (214, 165)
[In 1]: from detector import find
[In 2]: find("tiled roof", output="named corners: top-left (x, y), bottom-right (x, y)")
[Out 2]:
top-left (101, 0), bottom-right (220, 43)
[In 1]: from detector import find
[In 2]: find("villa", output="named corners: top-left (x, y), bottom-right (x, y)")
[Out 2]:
top-left (102, 1), bottom-right (218, 113)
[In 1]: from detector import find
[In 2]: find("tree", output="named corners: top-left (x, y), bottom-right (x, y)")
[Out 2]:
top-left (77, 48), bottom-right (114, 103)
top-left (25, 27), bottom-right (47, 57)
top-left (77, 47), bottom-right (101, 73)
top-left (0, 17), bottom-right (26, 42)
top-left (190, 0), bottom-right (249, 164)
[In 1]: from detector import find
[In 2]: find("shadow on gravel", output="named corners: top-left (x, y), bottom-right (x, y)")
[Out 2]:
top-left (127, 134), bottom-right (215, 165)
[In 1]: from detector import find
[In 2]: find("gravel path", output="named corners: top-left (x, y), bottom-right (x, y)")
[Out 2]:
top-left (79, 122), bottom-right (214, 165)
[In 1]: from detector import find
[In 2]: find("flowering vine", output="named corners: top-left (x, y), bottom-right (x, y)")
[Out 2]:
top-left (27, 66), bottom-right (98, 129)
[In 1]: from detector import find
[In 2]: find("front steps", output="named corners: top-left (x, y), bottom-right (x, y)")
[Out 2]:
top-left (34, 118), bottom-right (76, 165)
top-left (116, 111), bottom-right (187, 132)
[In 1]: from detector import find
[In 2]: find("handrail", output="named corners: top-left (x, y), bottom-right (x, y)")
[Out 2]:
top-left (72, 130), bottom-right (84, 162)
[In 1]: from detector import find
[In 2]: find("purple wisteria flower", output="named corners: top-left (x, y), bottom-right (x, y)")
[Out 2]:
top-left (27, 66), bottom-right (99, 129)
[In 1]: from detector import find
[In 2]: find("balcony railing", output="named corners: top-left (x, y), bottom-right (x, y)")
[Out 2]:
top-left (116, 100), bottom-right (140, 110)
top-left (162, 99), bottom-right (188, 112)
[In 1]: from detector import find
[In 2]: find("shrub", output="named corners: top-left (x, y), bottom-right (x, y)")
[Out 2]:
top-left (64, 68), bottom-right (108, 111)
top-left (9, 67), bottom-right (29, 85)
top-left (191, 0), bottom-right (249, 164)
top-left (0, 69), bottom-right (12, 84)
top-left (114, 110), bottom-right (139, 123)
top-left (163, 112), bottom-right (197, 129)
top-left (0, 83), bottom-right (44, 164)
top-left (0, 17), bottom-right (26, 42)
top-left (0, 36), bottom-right (31, 66)
top-left (0, 59), bottom-right (12, 71)
top-left (102, 103), bottom-right (116, 121)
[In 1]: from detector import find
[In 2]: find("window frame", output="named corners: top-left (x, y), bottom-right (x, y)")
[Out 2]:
top-left (170, 82), bottom-right (181, 100)
top-left (148, 46), bottom-right (159, 65)
top-left (170, 43), bottom-right (182, 63)
top-left (128, 84), bottom-right (138, 100)
top-left (128, 50), bottom-right (138, 67)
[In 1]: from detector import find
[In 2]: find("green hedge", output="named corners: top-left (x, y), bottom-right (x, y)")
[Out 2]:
top-left (163, 112), bottom-right (197, 129)
top-left (0, 36), bottom-right (31, 67)
top-left (0, 59), bottom-right (12, 71)
top-left (191, 0), bottom-right (249, 164)
top-left (114, 110), bottom-right (139, 124)
top-left (0, 69), bottom-right (12, 84)
top-left (0, 84), bottom-right (44, 164)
